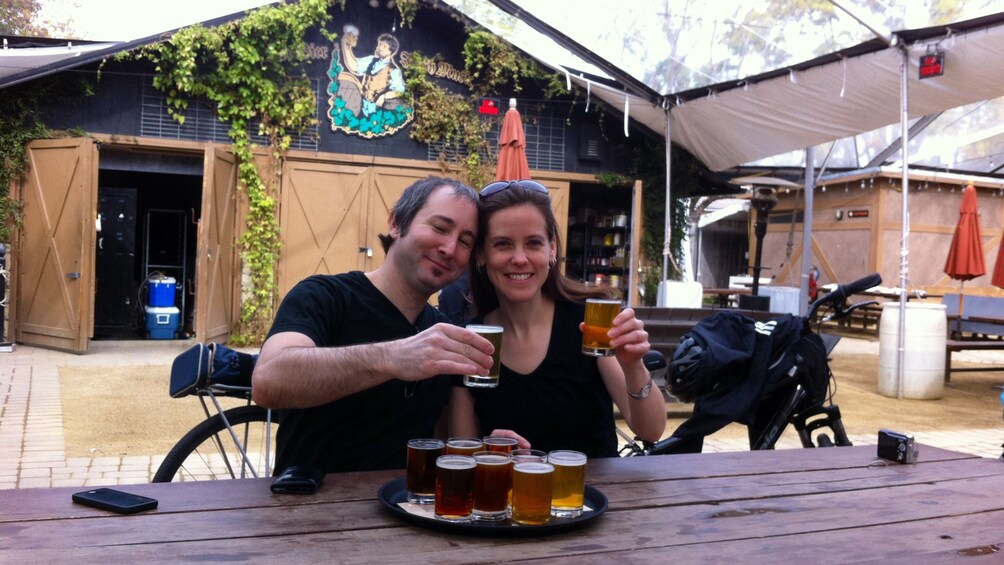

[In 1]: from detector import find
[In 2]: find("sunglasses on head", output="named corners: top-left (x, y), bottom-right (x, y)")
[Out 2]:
top-left (480, 180), bottom-right (549, 199)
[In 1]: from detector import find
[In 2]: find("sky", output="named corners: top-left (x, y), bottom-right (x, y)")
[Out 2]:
top-left (39, 0), bottom-right (276, 41)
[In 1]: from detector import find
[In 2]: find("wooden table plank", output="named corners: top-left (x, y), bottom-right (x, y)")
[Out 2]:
top-left (0, 445), bottom-right (998, 563)
top-left (5, 473), bottom-right (1003, 564)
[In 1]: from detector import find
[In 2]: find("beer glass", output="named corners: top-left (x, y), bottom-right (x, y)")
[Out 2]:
top-left (482, 436), bottom-right (519, 454)
top-left (434, 455), bottom-right (476, 521)
top-left (511, 461), bottom-right (554, 525)
top-left (471, 451), bottom-right (511, 521)
top-left (464, 324), bottom-right (503, 387)
top-left (507, 449), bottom-right (544, 507)
top-left (548, 450), bottom-right (587, 517)
top-left (406, 438), bottom-right (444, 504)
top-left (445, 437), bottom-right (483, 456)
top-left (582, 298), bottom-right (621, 356)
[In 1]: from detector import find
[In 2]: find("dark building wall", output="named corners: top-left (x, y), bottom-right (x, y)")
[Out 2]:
top-left (39, 1), bottom-right (649, 176)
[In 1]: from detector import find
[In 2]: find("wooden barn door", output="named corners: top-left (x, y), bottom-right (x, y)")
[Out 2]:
top-left (17, 139), bottom-right (98, 352)
top-left (194, 147), bottom-right (239, 343)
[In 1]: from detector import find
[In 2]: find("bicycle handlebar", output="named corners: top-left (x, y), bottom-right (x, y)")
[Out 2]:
top-left (808, 272), bottom-right (882, 321)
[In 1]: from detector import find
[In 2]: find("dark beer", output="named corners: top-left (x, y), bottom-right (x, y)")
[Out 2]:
top-left (472, 452), bottom-right (511, 521)
top-left (406, 439), bottom-right (443, 504)
top-left (464, 324), bottom-right (503, 387)
top-left (434, 455), bottom-right (476, 521)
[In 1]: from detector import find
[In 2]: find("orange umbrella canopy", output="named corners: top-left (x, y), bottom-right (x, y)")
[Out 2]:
top-left (495, 98), bottom-right (530, 182)
top-left (945, 183), bottom-right (986, 282)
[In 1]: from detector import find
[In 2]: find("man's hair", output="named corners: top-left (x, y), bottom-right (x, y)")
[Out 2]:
top-left (378, 176), bottom-right (478, 253)
top-left (377, 33), bottom-right (400, 55)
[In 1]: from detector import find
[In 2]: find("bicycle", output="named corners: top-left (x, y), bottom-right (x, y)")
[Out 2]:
top-left (152, 343), bottom-right (273, 482)
top-left (619, 273), bottom-right (883, 457)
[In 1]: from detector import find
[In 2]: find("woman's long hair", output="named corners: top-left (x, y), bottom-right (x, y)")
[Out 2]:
top-left (469, 184), bottom-right (614, 315)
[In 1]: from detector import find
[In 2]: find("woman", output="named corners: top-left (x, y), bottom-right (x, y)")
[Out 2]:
top-left (449, 180), bottom-right (666, 457)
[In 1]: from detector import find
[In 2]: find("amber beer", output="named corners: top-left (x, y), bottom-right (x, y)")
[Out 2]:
top-left (511, 461), bottom-right (554, 525)
top-left (472, 452), bottom-right (511, 521)
top-left (482, 436), bottom-right (518, 454)
top-left (434, 455), bottom-right (476, 521)
top-left (464, 324), bottom-right (503, 387)
top-left (548, 450), bottom-right (587, 517)
top-left (406, 438), bottom-right (444, 504)
top-left (445, 437), bottom-right (483, 456)
top-left (582, 299), bottom-right (621, 356)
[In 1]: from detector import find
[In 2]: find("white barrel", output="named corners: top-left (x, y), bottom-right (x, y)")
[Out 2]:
top-left (878, 302), bottom-right (946, 399)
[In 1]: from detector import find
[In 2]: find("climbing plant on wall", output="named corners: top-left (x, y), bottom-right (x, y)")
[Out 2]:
top-left (0, 76), bottom-right (94, 244)
top-left (133, 0), bottom-right (340, 344)
top-left (403, 28), bottom-right (565, 188)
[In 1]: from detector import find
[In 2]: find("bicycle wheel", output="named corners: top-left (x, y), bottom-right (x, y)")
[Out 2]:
top-left (153, 405), bottom-right (276, 482)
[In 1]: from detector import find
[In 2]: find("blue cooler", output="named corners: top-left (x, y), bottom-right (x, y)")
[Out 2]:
top-left (146, 306), bottom-right (180, 339)
top-left (148, 276), bottom-right (177, 307)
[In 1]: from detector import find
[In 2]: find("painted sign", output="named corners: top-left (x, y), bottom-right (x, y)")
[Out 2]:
top-left (327, 24), bottom-right (413, 138)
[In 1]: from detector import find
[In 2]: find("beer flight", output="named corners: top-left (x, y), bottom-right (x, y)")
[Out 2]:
top-left (406, 437), bottom-right (588, 525)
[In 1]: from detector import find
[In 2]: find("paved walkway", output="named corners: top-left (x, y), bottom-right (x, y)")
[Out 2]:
top-left (2, 338), bottom-right (1002, 490)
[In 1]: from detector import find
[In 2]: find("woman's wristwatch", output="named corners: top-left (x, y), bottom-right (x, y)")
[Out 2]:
top-left (626, 375), bottom-right (653, 399)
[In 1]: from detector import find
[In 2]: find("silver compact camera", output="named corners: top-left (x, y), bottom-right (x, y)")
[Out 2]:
top-left (877, 429), bottom-right (918, 464)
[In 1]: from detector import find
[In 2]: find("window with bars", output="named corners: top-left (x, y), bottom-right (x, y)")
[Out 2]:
top-left (140, 80), bottom-right (320, 151)
top-left (427, 101), bottom-right (566, 172)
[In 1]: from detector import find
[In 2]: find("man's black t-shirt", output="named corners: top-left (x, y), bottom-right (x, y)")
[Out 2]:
top-left (266, 272), bottom-right (452, 473)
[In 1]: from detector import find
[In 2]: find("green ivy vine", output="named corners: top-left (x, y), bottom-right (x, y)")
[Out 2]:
top-left (404, 28), bottom-right (566, 188)
top-left (132, 0), bottom-right (339, 345)
top-left (0, 76), bottom-right (94, 244)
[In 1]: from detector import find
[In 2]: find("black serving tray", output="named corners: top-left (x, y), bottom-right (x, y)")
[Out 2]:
top-left (377, 477), bottom-right (607, 537)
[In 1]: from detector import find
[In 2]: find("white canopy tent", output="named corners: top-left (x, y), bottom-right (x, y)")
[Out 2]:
top-left (477, 3), bottom-right (1004, 399)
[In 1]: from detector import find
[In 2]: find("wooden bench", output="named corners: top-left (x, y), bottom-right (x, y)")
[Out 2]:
top-left (836, 302), bottom-right (883, 332)
top-left (941, 293), bottom-right (1004, 381)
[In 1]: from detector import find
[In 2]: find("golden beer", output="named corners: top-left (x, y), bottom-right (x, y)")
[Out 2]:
top-left (464, 324), bottom-right (503, 387)
top-left (472, 452), bottom-right (511, 521)
top-left (548, 450), bottom-right (587, 517)
top-left (434, 455), bottom-right (476, 521)
top-left (405, 438), bottom-right (444, 504)
top-left (445, 437), bottom-right (483, 456)
top-left (582, 299), bottom-right (621, 356)
top-left (511, 461), bottom-right (554, 525)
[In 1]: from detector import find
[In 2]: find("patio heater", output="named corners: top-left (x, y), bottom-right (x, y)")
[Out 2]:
top-left (737, 187), bottom-right (777, 312)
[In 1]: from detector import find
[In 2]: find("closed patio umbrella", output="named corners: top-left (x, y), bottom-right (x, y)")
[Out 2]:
top-left (991, 189), bottom-right (1004, 290)
top-left (495, 98), bottom-right (530, 182)
top-left (945, 182), bottom-right (986, 333)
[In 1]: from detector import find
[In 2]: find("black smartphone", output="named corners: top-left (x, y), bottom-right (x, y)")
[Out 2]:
top-left (271, 465), bottom-right (325, 494)
top-left (72, 488), bottom-right (158, 514)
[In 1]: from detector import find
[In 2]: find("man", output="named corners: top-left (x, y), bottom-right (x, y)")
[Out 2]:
top-left (338, 29), bottom-right (405, 117)
top-left (252, 176), bottom-right (493, 474)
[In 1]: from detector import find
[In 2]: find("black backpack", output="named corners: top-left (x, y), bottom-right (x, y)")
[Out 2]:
top-left (668, 312), bottom-right (830, 440)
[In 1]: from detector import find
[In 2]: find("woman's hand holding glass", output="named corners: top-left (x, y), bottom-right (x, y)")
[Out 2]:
top-left (588, 307), bottom-right (650, 367)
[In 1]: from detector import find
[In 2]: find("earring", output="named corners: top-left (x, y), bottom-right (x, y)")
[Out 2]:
top-left (476, 260), bottom-right (485, 272)
top-left (548, 256), bottom-right (557, 267)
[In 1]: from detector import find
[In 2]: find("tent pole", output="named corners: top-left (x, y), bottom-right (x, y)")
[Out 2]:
top-left (897, 44), bottom-right (910, 401)
top-left (662, 106), bottom-right (672, 300)
top-left (800, 147), bottom-right (815, 317)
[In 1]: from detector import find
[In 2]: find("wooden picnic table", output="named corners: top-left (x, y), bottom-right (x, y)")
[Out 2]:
top-left (2, 445), bottom-right (1001, 562)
